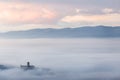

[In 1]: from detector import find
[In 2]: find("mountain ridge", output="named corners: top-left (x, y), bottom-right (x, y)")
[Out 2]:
top-left (0, 26), bottom-right (120, 38)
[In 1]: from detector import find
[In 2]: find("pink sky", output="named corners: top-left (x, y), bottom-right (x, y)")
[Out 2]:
top-left (0, 0), bottom-right (120, 32)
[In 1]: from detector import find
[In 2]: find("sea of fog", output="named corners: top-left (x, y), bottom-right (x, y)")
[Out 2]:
top-left (0, 38), bottom-right (120, 80)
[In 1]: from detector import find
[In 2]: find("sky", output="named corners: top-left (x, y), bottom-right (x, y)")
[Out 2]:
top-left (0, 0), bottom-right (120, 32)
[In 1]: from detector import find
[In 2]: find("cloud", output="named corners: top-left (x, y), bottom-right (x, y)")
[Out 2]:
top-left (61, 13), bottom-right (120, 26)
top-left (102, 8), bottom-right (114, 14)
top-left (0, 0), bottom-right (120, 32)
top-left (0, 2), bottom-right (57, 24)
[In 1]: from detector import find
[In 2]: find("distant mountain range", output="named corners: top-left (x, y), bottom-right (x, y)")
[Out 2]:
top-left (0, 26), bottom-right (120, 38)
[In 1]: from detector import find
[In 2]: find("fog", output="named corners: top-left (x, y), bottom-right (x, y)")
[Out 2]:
top-left (0, 63), bottom-right (120, 80)
top-left (0, 38), bottom-right (120, 80)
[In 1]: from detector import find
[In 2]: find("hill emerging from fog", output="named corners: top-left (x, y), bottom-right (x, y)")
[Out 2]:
top-left (0, 26), bottom-right (120, 38)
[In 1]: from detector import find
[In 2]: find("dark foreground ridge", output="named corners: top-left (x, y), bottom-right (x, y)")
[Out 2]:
top-left (20, 62), bottom-right (35, 70)
top-left (0, 62), bottom-right (36, 71)
top-left (0, 26), bottom-right (120, 38)
top-left (0, 62), bottom-right (52, 72)
top-left (0, 65), bottom-right (11, 70)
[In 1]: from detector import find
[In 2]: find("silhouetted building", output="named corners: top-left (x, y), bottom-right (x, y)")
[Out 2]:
top-left (20, 62), bottom-right (35, 70)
